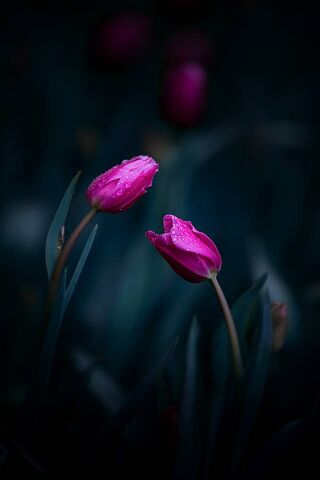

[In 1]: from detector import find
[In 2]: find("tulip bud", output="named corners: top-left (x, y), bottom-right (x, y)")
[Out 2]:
top-left (146, 215), bottom-right (222, 283)
top-left (271, 302), bottom-right (288, 352)
top-left (92, 12), bottom-right (152, 68)
top-left (161, 62), bottom-right (208, 128)
top-left (86, 155), bottom-right (159, 213)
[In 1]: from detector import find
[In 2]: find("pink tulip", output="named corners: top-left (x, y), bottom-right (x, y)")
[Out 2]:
top-left (86, 155), bottom-right (158, 213)
top-left (161, 62), bottom-right (208, 128)
top-left (93, 12), bottom-right (152, 68)
top-left (145, 215), bottom-right (222, 282)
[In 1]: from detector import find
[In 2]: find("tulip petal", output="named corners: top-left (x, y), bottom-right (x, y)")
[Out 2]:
top-left (162, 250), bottom-right (213, 283)
top-left (86, 178), bottom-right (120, 208)
top-left (170, 217), bottom-right (216, 258)
top-left (146, 229), bottom-right (213, 282)
top-left (146, 215), bottom-right (222, 283)
top-left (193, 230), bottom-right (222, 271)
top-left (163, 214), bottom-right (175, 233)
top-left (86, 155), bottom-right (158, 213)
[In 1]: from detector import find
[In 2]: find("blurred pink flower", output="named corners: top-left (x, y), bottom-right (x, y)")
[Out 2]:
top-left (93, 12), bottom-right (152, 67)
top-left (166, 30), bottom-right (213, 67)
top-left (86, 155), bottom-right (158, 213)
top-left (146, 215), bottom-right (222, 283)
top-left (161, 62), bottom-right (208, 128)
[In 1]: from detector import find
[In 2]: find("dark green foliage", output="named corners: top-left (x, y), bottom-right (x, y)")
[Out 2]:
top-left (107, 337), bottom-right (179, 437)
top-left (173, 318), bottom-right (200, 480)
top-left (63, 224), bottom-right (98, 314)
top-left (45, 171), bottom-right (81, 281)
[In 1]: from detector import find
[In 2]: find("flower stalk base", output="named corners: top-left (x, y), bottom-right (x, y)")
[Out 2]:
top-left (210, 274), bottom-right (244, 384)
top-left (45, 206), bottom-right (98, 326)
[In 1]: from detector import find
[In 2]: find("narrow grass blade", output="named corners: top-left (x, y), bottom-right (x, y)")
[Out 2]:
top-left (23, 269), bottom-right (67, 415)
top-left (204, 274), bottom-right (268, 479)
top-left (231, 288), bottom-right (273, 473)
top-left (174, 317), bottom-right (200, 480)
top-left (45, 170), bottom-right (81, 280)
top-left (63, 224), bottom-right (98, 315)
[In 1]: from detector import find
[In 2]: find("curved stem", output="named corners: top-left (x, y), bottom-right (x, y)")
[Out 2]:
top-left (46, 206), bottom-right (97, 324)
top-left (210, 275), bottom-right (244, 384)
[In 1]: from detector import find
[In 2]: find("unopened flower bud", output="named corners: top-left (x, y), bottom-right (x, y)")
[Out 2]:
top-left (86, 155), bottom-right (158, 213)
top-left (93, 12), bottom-right (152, 68)
top-left (161, 62), bottom-right (208, 128)
top-left (146, 214), bottom-right (222, 283)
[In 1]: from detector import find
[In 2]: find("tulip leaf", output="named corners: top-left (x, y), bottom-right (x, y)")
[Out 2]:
top-left (204, 274), bottom-right (268, 478)
top-left (45, 170), bottom-right (81, 280)
top-left (39, 269), bottom-right (68, 394)
top-left (210, 274), bottom-right (268, 389)
top-left (204, 320), bottom-right (232, 479)
top-left (231, 287), bottom-right (273, 473)
top-left (233, 273), bottom-right (268, 359)
top-left (106, 337), bottom-right (179, 437)
top-left (42, 268), bottom-right (68, 389)
top-left (62, 224), bottom-right (98, 315)
top-left (173, 317), bottom-right (200, 480)
top-left (23, 269), bottom-right (67, 415)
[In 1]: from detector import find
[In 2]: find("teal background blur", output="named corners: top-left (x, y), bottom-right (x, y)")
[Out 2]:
top-left (0, 1), bottom-right (319, 466)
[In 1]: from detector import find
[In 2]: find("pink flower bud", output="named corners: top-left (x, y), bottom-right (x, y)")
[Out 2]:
top-left (93, 12), bottom-right (152, 68)
top-left (86, 155), bottom-right (159, 213)
top-left (271, 302), bottom-right (288, 352)
top-left (146, 215), bottom-right (222, 283)
top-left (161, 62), bottom-right (208, 128)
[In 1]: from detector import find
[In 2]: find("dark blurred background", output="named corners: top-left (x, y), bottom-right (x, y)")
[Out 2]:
top-left (0, 0), bottom-right (319, 476)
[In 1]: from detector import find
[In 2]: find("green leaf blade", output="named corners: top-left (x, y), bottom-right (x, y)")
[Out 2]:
top-left (63, 224), bottom-right (98, 315)
top-left (23, 269), bottom-right (68, 415)
top-left (45, 170), bottom-right (81, 280)
top-left (205, 274), bottom-right (268, 479)
top-left (174, 317), bottom-right (200, 480)
top-left (231, 287), bottom-right (273, 473)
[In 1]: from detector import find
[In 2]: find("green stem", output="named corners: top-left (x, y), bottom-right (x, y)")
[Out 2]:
top-left (45, 206), bottom-right (97, 325)
top-left (210, 275), bottom-right (244, 384)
